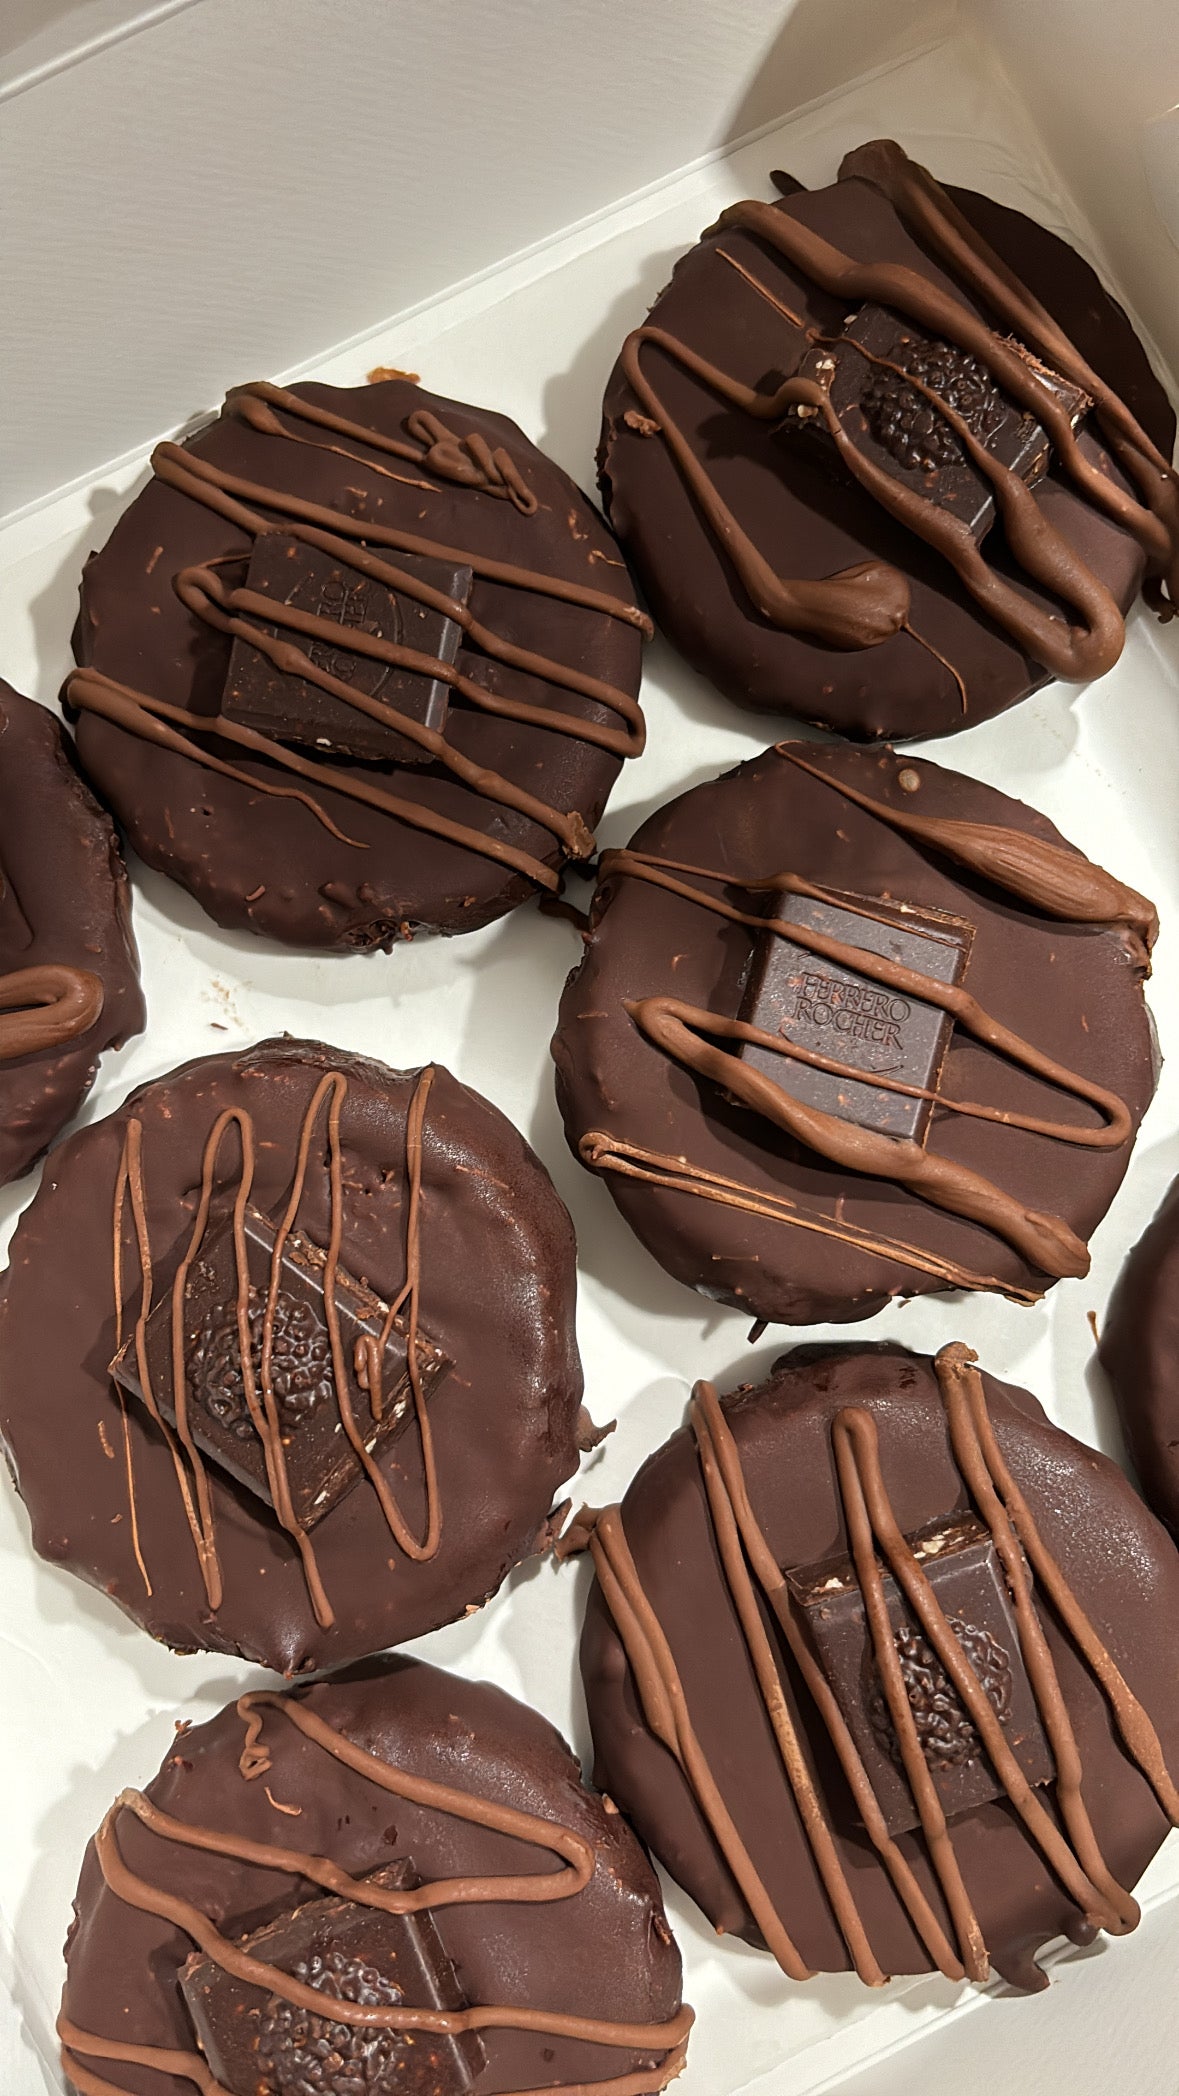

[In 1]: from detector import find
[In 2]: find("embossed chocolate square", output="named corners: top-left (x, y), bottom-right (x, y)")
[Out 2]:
top-left (109, 1203), bottom-right (450, 1528)
top-left (181, 1858), bottom-right (486, 2096)
top-left (737, 887), bottom-right (972, 1144)
top-left (786, 1513), bottom-right (1054, 1836)
top-left (221, 533), bottom-right (472, 764)
top-left (783, 304), bottom-right (1089, 541)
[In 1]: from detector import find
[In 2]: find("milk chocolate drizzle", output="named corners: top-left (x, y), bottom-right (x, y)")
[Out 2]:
top-left (575, 1131), bottom-right (1041, 1302)
top-left (69, 384), bottom-right (650, 895)
top-left (59, 1688), bottom-right (693, 2096)
top-left (228, 381), bottom-right (540, 514)
top-left (612, 140), bottom-right (1179, 674)
top-left (0, 962), bottom-right (104, 1062)
top-left (586, 748), bottom-right (1148, 1280)
top-left (564, 1347), bottom-right (1179, 1987)
top-left (109, 1066), bottom-right (442, 1629)
top-left (841, 142), bottom-right (1179, 607)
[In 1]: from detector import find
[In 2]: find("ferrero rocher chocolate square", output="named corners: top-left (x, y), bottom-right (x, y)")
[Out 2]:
top-left (221, 533), bottom-right (472, 764)
top-left (109, 1203), bottom-right (450, 1528)
top-left (181, 1859), bottom-right (486, 2096)
top-left (786, 1512), bottom-right (1054, 1836)
top-left (737, 888), bottom-right (972, 1143)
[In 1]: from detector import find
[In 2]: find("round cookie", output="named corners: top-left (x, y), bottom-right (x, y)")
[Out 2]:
top-left (569, 1343), bottom-right (1179, 1992)
top-left (59, 1657), bottom-right (690, 2096)
top-left (552, 741), bottom-right (1158, 1326)
top-left (599, 140), bottom-right (1177, 741)
top-left (0, 1038), bottom-right (585, 1673)
top-left (69, 376), bottom-right (648, 950)
top-left (1099, 1175), bottom-right (1179, 1535)
top-left (0, 681), bottom-right (143, 1186)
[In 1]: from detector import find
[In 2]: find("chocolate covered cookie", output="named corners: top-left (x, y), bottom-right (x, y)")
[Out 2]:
top-left (1099, 1175), bottom-right (1179, 1536)
top-left (0, 682), bottom-right (143, 1185)
top-left (566, 1343), bottom-right (1179, 1991)
top-left (600, 140), bottom-right (1178, 740)
top-left (68, 377), bottom-right (648, 949)
top-left (0, 1039), bottom-right (585, 1672)
top-left (59, 1659), bottom-right (690, 2096)
top-left (552, 742), bottom-right (1158, 1325)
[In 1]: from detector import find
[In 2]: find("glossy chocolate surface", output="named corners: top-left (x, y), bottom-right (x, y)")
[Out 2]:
top-left (552, 742), bottom-right (1156, 1325)
top-left (71, 378), bottom-right (646, 949)
top-left (599, 159), bottom-right (1174, 739)
top-left (1100, 1174), bottom-right (1179, 1538)
top-left (578, 1345), bottom-right (1179, 1988)
top-left (61, 1661), bottom-right (686, 2096)
top-left (0, 1039), bottom-right (583, 1673)
top-left (0, 682), bottom-right (143, 1186)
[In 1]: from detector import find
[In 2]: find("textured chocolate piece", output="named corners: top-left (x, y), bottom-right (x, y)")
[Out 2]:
top-left (182, 1859), bottom-right (486, 2095)
top-left (782, 305), bottom-right (1090, 542)
top-left (0, 682), bottom-right (143, 1187)
top-left (737, 889), bottom-right (971, 1143)
top-left (787, 1511), bottom-right (1054, 1835)
top-left (109, 1204), bottom-right (450, 1528)
top-left (599, 165), bottom-right (1173, 740)
top-left (0, 1041), bottom-right (584, 1674)
top-left (222, 534), bottom-right (470, 764)
top-left (70, 378), bottom-right (646, 951)
top-left (60, 1663), bottom-right (686, 2096)
top-left (579, 1344), bottom-right (1179, 1988)
top-left (553, 742), bottom-right (1156, 1326)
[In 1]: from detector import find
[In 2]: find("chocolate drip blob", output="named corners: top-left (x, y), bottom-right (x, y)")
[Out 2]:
top-left (0, 963), bottom-right (103, 1062)
top-left (110, 1065), bottom-right (441, 1628)
top-left (59, 1688), bottom-right (692, 2096)
top-left (615, 140), bottom-right (1178, 671)
top-left (564, 1346), bottom-right (1179, 1987)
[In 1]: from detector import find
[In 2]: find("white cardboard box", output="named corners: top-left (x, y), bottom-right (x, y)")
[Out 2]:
top-left (3, 4), bottom-right (1179, 2092)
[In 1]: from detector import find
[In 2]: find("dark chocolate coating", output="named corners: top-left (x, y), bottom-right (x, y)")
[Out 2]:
top-left (580, 1344), bottom-right (1179, 1984)
top-left (0, 682), bottom-right (143, 1185)
top-left (0, 1039), bottom-right (583, 1672)
top-left (600, 171), bottom-right (1173, 740)
top-left (1100, 1175), bottom-right (1179, 1535)
top-left (71, 379), bottom-right (644, 949)
top-left (62, 1659), bottom-right (683, 2096)
top-left (551, 743), bottom-right (1157, 1325)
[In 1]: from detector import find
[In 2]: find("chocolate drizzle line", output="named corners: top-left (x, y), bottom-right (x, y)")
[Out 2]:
top-left (575, 1130), bottom-right (1039, 1301)
top-left (614, 140), bottom-right (1178, 671)
top-left (109, 1066), bottom-right (442, 1629)
top-left (565, 1347), bottom-right (1179, 1984)
top-left (69, 666), bottom-right (564, 894)
top-left (174, 564), bottom-right (593, 856)
top-left (596, 792), bottom-right (1144, 1276)
top-left (686, 1382), bottom-right (962, 1977)
top-left (0, 963), bottom-right (104, 1063)
top-left (59, 1688), bottom-right (692, 2096)
top-left (154, 431), bottom-right (647, 749)
top-left (69, 383), bottom-right (652, 892)
top-left (778, 747), bottom-right (1158, 957)
top-left (228, 382), bottom-right (540, 514)
top-left (840, 142), bottom-right (1179, 605)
